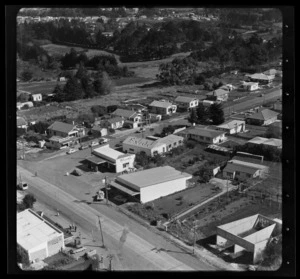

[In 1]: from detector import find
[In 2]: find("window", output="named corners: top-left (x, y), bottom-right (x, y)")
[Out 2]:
top-left (206, 137), bottom-right (210, 141)
top-left (169, 144), bottom-right (171, 148)
top-left (173, 142), bottom-right (177, 146)
top-left (247, 174), bottom-right (251, 178)
top-left (129, 148), bottom-right (134, 152)
top-left (123, 163), bottom-right (129, 168)
top-left (200, 136), bottom-right (204, 140)
top-left (236, 171), bottom-right (240, 175)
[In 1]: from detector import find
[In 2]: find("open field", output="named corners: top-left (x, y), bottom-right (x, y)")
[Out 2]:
top-left (17, 81), bottom-right (66, 95)
top-left (41, 43), bottom-right (121, 61)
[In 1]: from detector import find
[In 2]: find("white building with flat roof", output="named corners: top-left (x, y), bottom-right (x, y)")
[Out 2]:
top-left (111, 166), bottom-right (192, 203)
top-left (86, 145), bottom-right (135, 173)
top-left (17, 209), bottom-right (65, 263)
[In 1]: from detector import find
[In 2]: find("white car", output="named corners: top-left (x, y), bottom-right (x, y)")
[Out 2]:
top-left (66, 148), bottom-right (76, 154)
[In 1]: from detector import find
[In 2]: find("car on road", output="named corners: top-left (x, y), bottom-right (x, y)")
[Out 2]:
top-left (18, 182), bottom-right (28, 190)
top-left (66, 148), bottom-right (76, 154)
top-left (99, 138), bottom-right (109, 144)
top-left (115, 143), bottom-right (122, 148)
top-left (89, 141), bottom-right (99, 147)
top-left (79, 144), bottom-right (89, 150)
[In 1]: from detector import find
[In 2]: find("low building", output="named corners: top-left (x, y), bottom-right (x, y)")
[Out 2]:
top-left (101, 117), bottom-right (124, 130)
top-left (148, 113), bottom-right (162, 122)
top-left (174, 96), bottom-right (199, 111)
top-left (110, 166), bottom-right (192, 203)
top-left (240, 81), bottom-right (259, 91)
top-left (216, 120), bottom-right (246, 134)
top-left (223, 159), bottom-right (269, 180)
top-left (263, 69), bottom-right (277, 76)
top-left (17, 209), bottom-right (65, 263)
top-left (47, 121), bottom-right (84, 138)
top-left (17, 101), bottom-right (34, 110)
top-left (246, 108), bottom-right (279, 126)
top-left (272, 99), bottom-right (282, 112)
top-left (31, 93), bottom-right (42, 102)
top-left (206, 88), bottom-right (229, 102)
top-left (85, 145), bottom-right (135, 173)
top-left (216, 214), bottom-right (282, 264)
top-left (247, 73), bottom-right (275, 84)
top-left (47, 135), bottom-right (79, 149)
top-left (122, 134), bottom-right (184, 157)
top-left (91, 126), bottom-right (108, 137)
top-left (149, 100), bottom-right (177, 115)
top-left (267, 120), bottom-right (282, 138)
top-left (17, 116), bottom-right (28, 129)
top-left (181, 126), bottom-right (227, 144)
top-left (247, 136), bottom-right (282, 149)
top-left (111, 108), bottom-right (143, 128)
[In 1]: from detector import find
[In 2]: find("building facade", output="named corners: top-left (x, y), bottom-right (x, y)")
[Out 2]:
top-left (149, 100), bottom-right (177, 115)
top-left (185, 127), bottom-right (227, 144)
top-left (216, 120), bottom-right (246, 134)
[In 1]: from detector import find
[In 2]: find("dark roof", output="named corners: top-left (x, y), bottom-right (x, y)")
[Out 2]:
top-left (112, 109), bottom-right (136, 119)
top-left (107, 117), bottom-right (124, 124)
top-left (17, 117), bottom-right (27, 126)
top-left (247, 109), bottom-right (279, 121)
top-left (47, 121), bottom-right (76, 134)
top-left (175, 96), bottom-right (198, 103)
top-left (188, 127), bottom-right (225, 138)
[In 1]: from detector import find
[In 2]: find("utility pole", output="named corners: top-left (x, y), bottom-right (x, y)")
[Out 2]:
top-left (98, 215), bottom-right (105, 248)
top-left (192, 221), bottom-right (196, 255)
top-left (226, 179), bottom-right (229, 203)
top-left (102, 176), bottom-right (110, 206)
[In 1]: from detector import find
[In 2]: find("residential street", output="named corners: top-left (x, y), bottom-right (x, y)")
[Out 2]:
top-left (17, 164), bottom-right (226, 271)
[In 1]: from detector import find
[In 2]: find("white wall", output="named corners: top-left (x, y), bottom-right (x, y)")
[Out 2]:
top-left (140, 177), bottom-right (188, 203)
top-left (115, 154), bottom-right (135, 173)
top-left (28, 242), bottom-right (48, 262)
top-left (123, 143), bottom-right (166, 157)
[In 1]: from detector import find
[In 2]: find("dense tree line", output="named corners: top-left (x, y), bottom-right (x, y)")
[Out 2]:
top-left (188, 103), bottom-right (225, 125)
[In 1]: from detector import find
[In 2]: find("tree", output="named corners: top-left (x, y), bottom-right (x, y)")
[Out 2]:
top-left (75, 63), bottom-right (87, 79)
top-left (21, 69), bottom-right (33, 82)
top-left (135, 151), bottom-right (150, 168)
top-left (63, 76), bottom-right (84, 101)
top-left (161, 125), bottom-right (175, 136)
top-left (194, 163), bottom-right (213, 183)
top-left (196, 103), bottom-right (209, 123)
top-left (188, 108), bottom-right (198, 124)
top-left (28, 121), bottom-right (50, 134)
top-left (23, 194), bottom-right (36, 209)
top-left (209, 103), bottom-right (224, 125)
top-left (93, 71), bottom-right (113, 96)
top-left (17, 93), bottom-right (30, 103)
top-left (53, 83), bottom-right (66, 102)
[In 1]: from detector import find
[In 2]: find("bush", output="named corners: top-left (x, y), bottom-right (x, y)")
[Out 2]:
top-left (186, 140), bottom-right (197, 149)
top-left (22, 194), bottom-right (36, 209)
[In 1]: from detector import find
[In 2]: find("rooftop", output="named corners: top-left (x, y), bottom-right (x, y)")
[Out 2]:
top-left (248, 137), bottom-right (282, 147)
top-left (149, 100), bottom-right (174, 108)
top-left (48, 121), bottom-right (76, 134)
top-left (248, 73), bottom-right (275, 80)
top-left (187, 126), bottom-right (225, 138)
top-left (116, 166), bottom-right (192, 188)
top-left (106, 117), bottom-right (124, 124)
top-left (17, 209), bottom-right (63, 251)
top-left (111, 108), bottom-right (137, 119)
top-left (217, 120), bottom-right (245, 130)
top-left (206, 88), bottom-right (229, 97)
top-left (247, 108), bottom-right (279, 121)
top-left (223, 159), bottom-right (268, 175)
top-left (17, 116), bottom-right (27, 126)
top-left (93, 145), bottom-right (133, 162)
top-left (155, 134), bottom-right (184, 147)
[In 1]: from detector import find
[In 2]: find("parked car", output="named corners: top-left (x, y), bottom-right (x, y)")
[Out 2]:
top-left (18, 182), bottom-right (28, 190)
top-left (113, 195), bottom-right (127, 203)
top-left (89, 141), bottom-right (99, 147)
top-left (79, 144), bottom-right (88, 150)
top-left (66, 148), bottom-right (76, 154)
top-left (99, 138), bottom-right (109, 144)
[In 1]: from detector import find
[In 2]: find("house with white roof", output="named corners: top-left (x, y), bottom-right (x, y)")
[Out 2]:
top-left (149, 100), bottom-right (177, 115)
top-left (247, 73), bottom-right (275, 84)
top-left (216, 120), bottom-right (246, 134)
top-left (240, 81), bottom-right (259, 91)
top-left (122, 134), bottom-right (184, 156)
top-left (174, 96), bottom-right (199, 111)
top-left (85, 145), bottom-right (135, 173)
top-left (17, 209), bottom-right (65, 263)
top-left (111, 108), bottom-right (143, 128)
top-left (247, 137), bottom-right (282, 149)
top-left (110, 166), bottom-right (192, 203)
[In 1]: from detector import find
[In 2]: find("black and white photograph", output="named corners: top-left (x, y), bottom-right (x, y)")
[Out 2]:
top-left (7, 5), bottom-right (295, 274)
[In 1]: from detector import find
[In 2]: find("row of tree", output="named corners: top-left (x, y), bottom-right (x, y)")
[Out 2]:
top-left (188, 103), bottom-right (225, 125)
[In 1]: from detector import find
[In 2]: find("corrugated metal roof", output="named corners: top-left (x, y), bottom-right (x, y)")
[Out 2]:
top-left (116, 166), bottom-right (192, 188)
top-left (107, 117), bottom-right (124, 124)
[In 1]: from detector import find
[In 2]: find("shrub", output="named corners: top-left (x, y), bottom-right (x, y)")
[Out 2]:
top-left (186, 140), bottom-right (197, 149)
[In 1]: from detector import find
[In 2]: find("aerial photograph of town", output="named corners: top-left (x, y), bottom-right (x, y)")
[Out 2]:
top-left (12, 6), bottom-right (291, 272)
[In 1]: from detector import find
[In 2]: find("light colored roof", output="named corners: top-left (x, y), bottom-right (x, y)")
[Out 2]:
top-left (17, 116), bottom-right (27, 126)
top-left (188, 127), bottom-right (225, 138)
top-left (93, 145), bottom-right (133, 162)
top-left (248, 137), bottom-right (282, 148)
top-left (48, 121), bottom-right (76, 134)
top-left (123, 136), bottom-right (159, 149)
top-left (247, 108), bottom-right (279, 121)
top-left (217, 120), bottom-right (245, 130)
top-left (116, 166), bottom-right (192, 188)
top-left (269, 120), bottom-right (282, 129)
top-left (224, 159), bottom-right (268, 175)
top-left (206, 88), bottom-right (228, 97)
top-left (249, 73), bottom-right (275, 80)
top-left (149, 100), bottom-right (174, 108)
top-left (154, 134), bottom-right (184, 147)
top-left (175, 96), bottom-right (198, 103)
top-left (263, 69), bottom-right (277, 75)
top-left (17, 209), bottom-right (63, 251)
top-left (86, 155), bottom-right (106, 165)
top-left (111, 109), bottom-right (136, 119)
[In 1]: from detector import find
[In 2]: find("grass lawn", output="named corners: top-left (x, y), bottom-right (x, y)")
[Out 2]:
top-left (17, 81), bottom-right (66, 95)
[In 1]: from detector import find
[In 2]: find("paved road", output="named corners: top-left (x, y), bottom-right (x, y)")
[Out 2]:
top-left (18, 165), bottom-right (219, 271)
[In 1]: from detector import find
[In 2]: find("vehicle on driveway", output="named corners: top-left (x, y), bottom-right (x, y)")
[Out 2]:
top-left (18, 182), bottom-right (28, 190)
top-left (99, 138), bottom-right (109, 144)
top-left (89, 141), bottom-right (99, 147)
top-left (79, 144), bottom-right (88, 150)
top-left (66, 148), bottom-right (76, 154)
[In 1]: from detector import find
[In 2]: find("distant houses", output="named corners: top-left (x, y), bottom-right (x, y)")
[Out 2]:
top-left (174, 96), bottom-right (199, 112)
top-left (111, 108), bottom-right (143, 128)
top-left (240, 81), bottom-right (259, 91)
top-left (247, 136), bottom-right (282, 149)
top-left (247, 73), bottom-right (275, 84)
top-left (17, 116), bottom-right (28, 129)
top-left (216, 120), bottom-right (246, 135)
top-left (17, 101), bottom-right (34, 110)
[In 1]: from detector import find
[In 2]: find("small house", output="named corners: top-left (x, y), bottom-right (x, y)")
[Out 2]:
top-left (102, 117), bottom-right (124, 130)
top-left (216, 120), bottom-right (246, 134)
top-left (17, 116), bottom-right (27, 129)
top-left (246, 108), bottom-right (279, 126)
top-left (247, 73), bottom-right (275, 84)
top-left (174, 96), bottom-right (199, 111)
top-left (183, 126), bottom-right (227, 144)
top-left (31, 94), bottom-right (42, 102)
top-left (149, 100), bottom-right (177, 115)
top-left (91, 126), bottom-right (108, 137)
top-left (206, 88), bottom-right (229, 102)
top-left (47, 121), bottom-right (81, 138)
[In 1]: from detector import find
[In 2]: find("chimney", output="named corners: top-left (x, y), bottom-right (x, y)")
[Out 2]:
top-left (73, 121), bottom-right (74, 125)
top-left (193, 123), bottom-right (195, 126)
